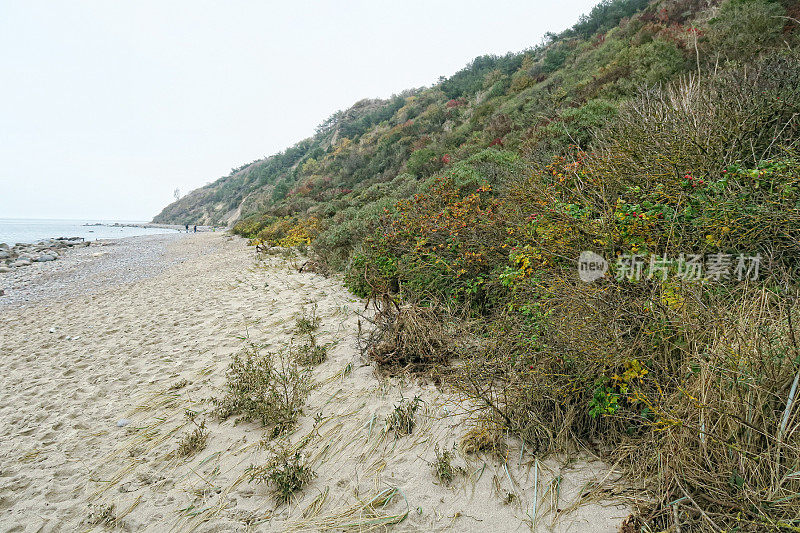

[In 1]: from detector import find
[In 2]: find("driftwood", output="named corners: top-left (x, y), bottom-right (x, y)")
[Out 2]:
top-left (297, 259), bottom-right (329, 276)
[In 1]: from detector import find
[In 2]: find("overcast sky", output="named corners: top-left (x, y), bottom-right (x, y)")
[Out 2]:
top-left (0, 0), bottom-right (599, 221)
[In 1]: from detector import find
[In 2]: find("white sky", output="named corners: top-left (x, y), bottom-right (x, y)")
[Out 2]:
top-left (0, 0), bottom-right (599, 221)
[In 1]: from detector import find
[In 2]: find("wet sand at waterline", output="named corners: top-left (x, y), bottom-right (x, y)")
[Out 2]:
top-left (0, 232), bottom-right (630, 531)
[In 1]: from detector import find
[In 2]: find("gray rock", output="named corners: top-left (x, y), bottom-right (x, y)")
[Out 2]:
top-left (0, 243), bottom-right (8, 250)
top-left (116, 419), bottom-right (131, 427)
top-left (34, 254), bottom-right (56, 262)
top-left (0, 266), bottom-right (10, 273)
top-left (0, 251), bottom-right (9, 259)
top-left (11, 260), bottom-right (31, 267)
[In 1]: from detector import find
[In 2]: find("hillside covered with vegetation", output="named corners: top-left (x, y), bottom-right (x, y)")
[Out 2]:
top-left (156, 0), bottom-right (800, 529)
top-left (155, 0), bottom-right (798, 232)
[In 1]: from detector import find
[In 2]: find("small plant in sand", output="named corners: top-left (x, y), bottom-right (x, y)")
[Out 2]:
top-left (249, 448), bottom-right (316, 505)
top-left (432, 445), bottom-right (464, 486)
top-left (386, 396), bottom-right (421, 436)
top-left (177, 417), bottom-right (209, 457)
top-left (293, 303), bottom-right (327, 366)
top-left (296, 342), bottom-right (327, 366)
top-left (214, 344), bottom-right (311, 438)
top-left (294, 304), bottom-right (321, 337)
top-left (86, 503), bottom-right (116, 526)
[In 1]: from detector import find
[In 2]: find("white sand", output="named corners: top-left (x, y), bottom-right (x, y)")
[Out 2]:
top-left (0, 233), bottom-right (630, 531)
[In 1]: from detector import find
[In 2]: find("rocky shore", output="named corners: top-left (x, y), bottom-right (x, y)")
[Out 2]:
top-left (0, 233), bottom-right (188, 307)
top-left (0, 237), bottom-right (88, 272)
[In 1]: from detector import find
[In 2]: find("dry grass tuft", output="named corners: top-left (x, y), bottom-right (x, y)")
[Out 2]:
top-left (295, 305), bottom-right (321, 337)
top-left (292, 303), bottom-right (327, 366)
top-left (386, 396), bottom-right (421, 437)
top-left (285, 487), bottom-right (409, 531)
top-left (177, 420), bottom-right (209, 457)
top-left (168, 378), bottom-right (189, 391)
top-left (362, 298), bottom-right (462, 372)
top-left (86, 503), bottom-right (116, 526)
top-left (296, 342), bottom-right (327, 366)
top-left (298, 258), bottom-right (329, 277)
top-left (459, 418), bottom-right (508, 460)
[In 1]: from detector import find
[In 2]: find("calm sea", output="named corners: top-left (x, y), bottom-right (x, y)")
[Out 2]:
top-left (0, 218), bottom-right (179, 245)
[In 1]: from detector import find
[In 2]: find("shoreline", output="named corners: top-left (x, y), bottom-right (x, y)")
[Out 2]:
top-left (0, 220), bottom-right (211, 250)
top-left (81, 222), bottom-right (222, 232)
top-left (0, 232), bottom-right (190, 308)
top-left (81, 222), bottom-right (184, 229)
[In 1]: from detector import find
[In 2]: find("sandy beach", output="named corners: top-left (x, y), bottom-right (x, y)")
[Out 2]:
top-left (0, 233), bottom-right (629, 532)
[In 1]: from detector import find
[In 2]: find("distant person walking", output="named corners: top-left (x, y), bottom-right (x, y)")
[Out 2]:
top-left (193, 225), bottom-right (197, 233)
top-left (185, 224), bottom-right (189, 233)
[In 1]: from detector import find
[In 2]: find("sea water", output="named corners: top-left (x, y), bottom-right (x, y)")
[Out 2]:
top-left (0, 218), bottom-right (179, 245)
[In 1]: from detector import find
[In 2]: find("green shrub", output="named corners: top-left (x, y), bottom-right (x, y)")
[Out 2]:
top-left (213, 345), bottom-right (310, 437)
top-left (249, 449), bottom-right (316, 504)
top-left (542, 43), bottom-right (570, 73)
top-left (344, 251), bottom-right (397, 298)
top-left (296, 343), bottom-right (327, 366)
top-left (294, 305), bottom-right (321, 336)
top-left (707, 0), bottom-right (786, 61)
top-left (406, 148), bottom-right (442, 177)
top-left (550, 98), bottom-right (619, 148)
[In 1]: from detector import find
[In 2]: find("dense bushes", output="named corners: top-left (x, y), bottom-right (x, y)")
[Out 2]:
top-left (232, 215), bottom-right (320, 248)
top-left (596, 53), bottom-right (800, 193)
top-left (344, 54), bottom-right (800, 529)
top-left (567, 0), bottom-right (652, 38)
top-left (439, 53), bottom-right (525, 99)
top-left (707, 0), bottom-right (787, 61)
